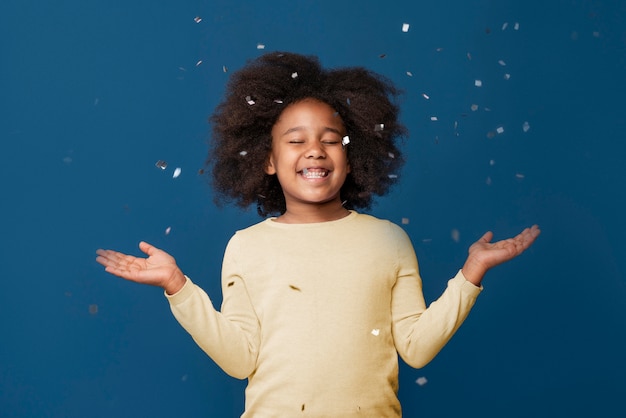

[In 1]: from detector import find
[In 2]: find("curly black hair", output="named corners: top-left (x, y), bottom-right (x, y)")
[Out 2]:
top-left (206, 51), bottom-right (407, 217)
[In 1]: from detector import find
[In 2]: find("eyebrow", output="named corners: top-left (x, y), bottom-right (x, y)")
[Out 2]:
top-left (281, 126), bottom-right (343, 136)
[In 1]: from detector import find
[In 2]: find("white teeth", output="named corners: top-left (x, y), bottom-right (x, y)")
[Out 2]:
top-left (302, 168), bottom-right (328, 178)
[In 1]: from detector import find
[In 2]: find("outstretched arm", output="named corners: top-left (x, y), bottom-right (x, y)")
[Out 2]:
top-left (96, 241), bottom-right (186, 295)
top-left (461, 225), bottom-right (541, 286)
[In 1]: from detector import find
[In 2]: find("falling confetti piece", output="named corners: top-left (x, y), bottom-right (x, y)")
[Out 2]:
top-left (489, 159), bottom-right (496, 166)
top-left (474, 79), bottom-right (483, 87)
top-left (388, 174), bottom-right (398, 179)
top-left (402, 23), bottom-right (410, 32)
top-left (257, 43), bottom-right (265, 49)
top-left (514, 22), bottom-right (520, 30)
top-left (430, 116), bottom-right (438, 121)
top-left (374, 123), bottom-right (384, 131)
top-left (342, 136), bottom-right (350, 146)
top-left (436, 47), bottom-right (443, 52)
top-left (89, 304), bottom-right (98, 315)
top-left (416, 377), bottom-right (428, 386)
top-left (181, 374), bottom-right (188, 382)
top-left (486, 131), bottom-right (496, 139)
top-left (406, 71), bottom-right (413, 77)
top-left (522, 121), bottom-right (530, 132)
top-left (246, 96), bottom-right (255, 105)
top-left (516, 173), bottom-right (525, 179)
top-left (451, 229), bottom-right (460, 243)
top-left (470, 104), bottom-right (479, 112)
top-left (502, 22), bottom-right (508, 30)
top-left (165, 226), bottom-right (171, 235)
top-left (155, 160), bottom-right (167, 170)
top-left (239, 150), bottom-right (248, 156)
top-left (422, 93), bottom-right (430, 100)
top-left (194, 16), bottom-right (202, 23)
top-left (388, 152), bottom-right (395, 159)
top-left (504, 73), bottom-right (511, 80)
top-left (371, 329), bottom-right (380, 336)
top-left (401, 218), bottom-right (410, 225)
top-left (291, 72), bottom-right (298, 79)
top-left (196, 60), bottom-right (202, 67)
top-left (496, 126), bottom-right (505, 134)
top-left (222, 65), bottom-right (228, 73)
top-left (274, 99), bottom-right (284, 104)
top-left (498, 59), bottom-right (506, 66)
top-left (467, 52), bottom-right (472, 60)
top-left (173, 167), bottom-right (182, 178)
top-left (486, 176), bottom-right (492, 186)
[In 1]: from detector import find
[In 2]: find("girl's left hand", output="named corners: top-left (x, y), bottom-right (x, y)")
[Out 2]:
top-left (462, 225), bottom-right (541, 285)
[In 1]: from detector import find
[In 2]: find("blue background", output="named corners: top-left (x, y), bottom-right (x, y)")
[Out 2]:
top-left (2, 0), bottom-right (625, 417)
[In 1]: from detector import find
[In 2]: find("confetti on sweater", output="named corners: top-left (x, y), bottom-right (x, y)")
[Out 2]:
top-left (402, 23), bottom-right (410, 32)
top-left (173, 167), bottom-right (181, 178)
top-left (155, 160), bottom-right (167, 170)
top-left (416, 376), bottom-right (428, 386)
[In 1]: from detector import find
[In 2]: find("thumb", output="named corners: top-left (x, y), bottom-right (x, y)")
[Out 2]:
top-left (479, 231), bottom-right (494, 244)
top-left (138, 241), bottom-right (158, 256)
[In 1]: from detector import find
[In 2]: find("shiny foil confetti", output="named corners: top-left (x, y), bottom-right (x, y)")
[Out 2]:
top-left (342, 136), bottom-right (350, 146)
top-left (416, 377), bottom-right (428, 386)
top-left (173, 167), bottom-right (182, 178)
top-left (371, 329), bottom-right (380, 336)
top-left (155, 160), bottom-right (167, 170)
top-left (402, 23), bottom-right (410, 32)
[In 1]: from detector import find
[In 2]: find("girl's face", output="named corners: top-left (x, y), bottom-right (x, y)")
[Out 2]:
top-left (266, 98), bottom-right (351, 217)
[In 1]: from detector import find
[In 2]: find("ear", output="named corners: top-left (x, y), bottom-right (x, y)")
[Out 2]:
top-left (265, 155), bottom-right (276, 175)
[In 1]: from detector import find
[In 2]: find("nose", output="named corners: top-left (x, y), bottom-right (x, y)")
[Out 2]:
top-left (305, 141), bottom-right (326, 159)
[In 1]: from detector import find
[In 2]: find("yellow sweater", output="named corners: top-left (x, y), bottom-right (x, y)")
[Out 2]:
top-left (166, 211), bottom-right (481, 417)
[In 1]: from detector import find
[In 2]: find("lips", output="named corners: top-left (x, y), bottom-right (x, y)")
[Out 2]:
top-left (301, 168), bottom-right (329, 178)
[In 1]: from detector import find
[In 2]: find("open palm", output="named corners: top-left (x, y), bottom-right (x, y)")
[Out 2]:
top-left (96, 241), bottom-right (181, 289)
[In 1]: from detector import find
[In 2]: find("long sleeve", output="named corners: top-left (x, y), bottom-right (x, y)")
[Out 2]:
top-left (165, 237), bottom-right (261, 379)
top-left (391, 228), bottom-right (482, 368)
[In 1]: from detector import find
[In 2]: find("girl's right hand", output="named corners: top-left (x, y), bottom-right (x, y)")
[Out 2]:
top-left (96, 241), bottom-right (186, 295)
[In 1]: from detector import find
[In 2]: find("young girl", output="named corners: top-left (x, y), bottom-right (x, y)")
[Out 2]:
top-left (96, 52), bottom-right (540, 417)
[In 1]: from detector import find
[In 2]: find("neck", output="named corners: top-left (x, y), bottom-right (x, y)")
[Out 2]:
top-left (275, 201), bottom-right (351, 224)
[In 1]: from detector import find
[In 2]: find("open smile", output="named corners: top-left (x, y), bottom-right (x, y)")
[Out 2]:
top-left (301, 168), bottom-right (329, 179)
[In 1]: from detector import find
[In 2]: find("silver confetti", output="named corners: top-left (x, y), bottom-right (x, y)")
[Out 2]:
top-left (291, 72), bottom-right (298, 79)
top-left (257, 43), bottom-right (265, 49)
top-left (402, 23), bottom-right (410, 32)
top-left (522, 121), bottom-right (530, 132)
top-left (416, 376), bottom-right (428, 386)
top-left (474, 79), bottom-right (483, 87)
top-left (374, 123), bottom-right (384, 131)
top-left (371, 329), bottom-right (380, 336)
top-left (342, 136), bottom-right (350, 146)
top-left (155, 160), bottom-right (167, 170)
top-left (173, 167), bottom-right (182, 178)
top-left (194, 16), bottom-right (202, 23)
top-left (246, 96), bottom-right (255, 105)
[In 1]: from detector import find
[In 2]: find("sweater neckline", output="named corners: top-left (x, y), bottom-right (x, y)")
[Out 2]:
top-left (264, 210), bottom-right (358, 228)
